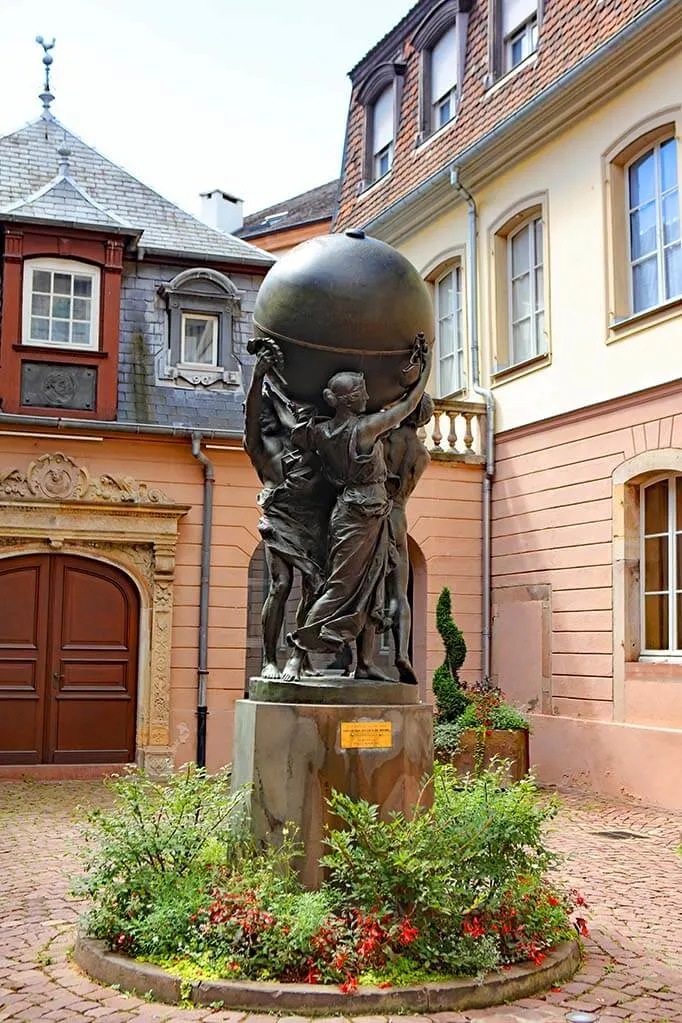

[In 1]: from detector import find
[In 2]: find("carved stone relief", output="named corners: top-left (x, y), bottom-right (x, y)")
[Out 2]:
top-left (0, 452), bottom-right (172, 505)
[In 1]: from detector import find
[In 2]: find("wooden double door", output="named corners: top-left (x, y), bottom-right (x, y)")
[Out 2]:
top-left (0, 554), bottom-right (139, 764)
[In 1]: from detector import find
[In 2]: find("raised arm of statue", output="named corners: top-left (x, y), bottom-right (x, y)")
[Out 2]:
top-left (243, 338), bottom-right (284, 476)
top-left (356, 335), bottom-right (432, 453)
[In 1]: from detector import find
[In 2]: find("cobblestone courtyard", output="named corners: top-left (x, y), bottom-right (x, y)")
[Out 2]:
top-left (1, 781), bottom-right (681, 1023)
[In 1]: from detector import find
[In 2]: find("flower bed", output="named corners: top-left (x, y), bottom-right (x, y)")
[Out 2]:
top-left (73, 764), bottom-right (586, 998)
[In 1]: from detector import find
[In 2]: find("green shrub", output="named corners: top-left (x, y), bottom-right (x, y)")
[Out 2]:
top-left (458, 700), bottom-right (529, 731)
top-left (76, 764), bottom-right (581, 987)
top-left (432, 587), bottom-right (470, 723)
top-left (73, 764), bottom-right (250, 954)
top-left (432, 719), bottom-right (464, 754)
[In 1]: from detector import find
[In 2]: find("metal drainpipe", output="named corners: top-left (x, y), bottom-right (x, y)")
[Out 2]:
top-left (450, 168), bottom-right (495, 683)
top-left (191, 432), bottom-right (215, 768)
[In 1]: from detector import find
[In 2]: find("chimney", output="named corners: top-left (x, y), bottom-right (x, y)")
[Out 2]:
top-left (200, 189), bottom-right (243, 234)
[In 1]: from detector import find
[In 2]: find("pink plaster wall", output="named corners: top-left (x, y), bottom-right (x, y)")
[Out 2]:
top-left (492, 381), bottom-right (682, 807)
top-left (530, 713), bottom-right (682, 810)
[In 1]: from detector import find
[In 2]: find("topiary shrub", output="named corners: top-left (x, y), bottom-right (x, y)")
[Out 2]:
top-left (432, 587), bottom-right (469, 724)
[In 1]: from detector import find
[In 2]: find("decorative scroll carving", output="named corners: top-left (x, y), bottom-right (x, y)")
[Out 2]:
top-left (0, 453), bottom-right (172, 505)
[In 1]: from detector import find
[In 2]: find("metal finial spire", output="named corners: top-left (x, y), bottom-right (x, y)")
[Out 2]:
top-left (36, 35), bottom-right (56, 119)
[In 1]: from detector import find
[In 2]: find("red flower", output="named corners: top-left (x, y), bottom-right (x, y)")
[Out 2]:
top-left (462, 915), bottom-right (485, 939)
top-left (398, 918), bottom-right (419, 945)
top-left (547, 895), bottom-right (560, 907)
top-left (377, 981), bottom-right (392, 989)
top-left (575, 917), bottom-right (589, 937)
top-left (339, 975), bottom-right (358, 994)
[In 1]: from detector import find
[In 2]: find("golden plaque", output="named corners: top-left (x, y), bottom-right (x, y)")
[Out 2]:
top-left (340, 721), bottom-right (393, 750)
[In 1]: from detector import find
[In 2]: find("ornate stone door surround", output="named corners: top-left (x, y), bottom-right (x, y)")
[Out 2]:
top-left (0, 452), bottom-right (190, 774)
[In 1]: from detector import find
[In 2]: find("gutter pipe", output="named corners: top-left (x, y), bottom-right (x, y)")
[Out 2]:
top-left (450, 168), bottom-right (495, 683)
top-left (191, 433), bottom-right (215, 770)
top-left (0, 411), bottom-right (242, 441)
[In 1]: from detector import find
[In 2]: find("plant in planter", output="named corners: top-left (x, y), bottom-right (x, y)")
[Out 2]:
top-left (431, 586), bottom-right (530, 779)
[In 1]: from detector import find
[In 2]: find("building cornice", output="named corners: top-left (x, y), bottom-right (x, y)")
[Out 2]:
top-left (364, 0), bottom-right (682, 245)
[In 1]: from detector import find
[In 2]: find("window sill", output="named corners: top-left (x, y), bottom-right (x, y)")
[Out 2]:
top-left (414, 115), bottom-right (458, 155)
top-left (356, 172), bottom-right (393, 202)
top-left (492, 349), bottom-right (550, 385)
top-left (13, 343), bottom-right (107, 359)
top-left (484, 52), bottom-right (538, 99)
top-left (607, 295), bottom-right (682, 343)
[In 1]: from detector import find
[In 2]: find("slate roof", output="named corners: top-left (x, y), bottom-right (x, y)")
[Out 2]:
top-left (1, 174), bottom-right (134, 231)
top-left (236, 179), bottom-right (339, 240)
top-left (0, 116), bottom-right (274, 266)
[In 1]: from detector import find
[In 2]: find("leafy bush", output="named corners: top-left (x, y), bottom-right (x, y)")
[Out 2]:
top-left (76, 764), bottom-right (583, 987)
top-left (432, 719), bottom-right (464, 754)
top-left (73, 764), bottom-right (250, 955)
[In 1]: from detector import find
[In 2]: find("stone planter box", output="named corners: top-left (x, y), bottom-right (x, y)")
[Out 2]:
top-left (438, 728), bottom-right (529, 782)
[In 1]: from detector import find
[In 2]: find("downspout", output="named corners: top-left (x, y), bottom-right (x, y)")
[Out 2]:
top-left (191, 432), bottom-right (215, 768)
top-left (450, 168), bottom-right (495, 682)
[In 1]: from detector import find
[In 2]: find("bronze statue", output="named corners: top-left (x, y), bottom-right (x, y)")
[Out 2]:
top-left (383, 393), bottom-right (434, 684)
top-left (245, 231), bottom-right (437, 687)
top-left (281, 340), bottom-right (432, 682)
top-left (244, 339), bottom-right (333, 678)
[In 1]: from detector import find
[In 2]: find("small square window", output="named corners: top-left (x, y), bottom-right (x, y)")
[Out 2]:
top-left (505, 16), bottom-right (537, 71)
top-left (181, 314), bottom-right (219, 367)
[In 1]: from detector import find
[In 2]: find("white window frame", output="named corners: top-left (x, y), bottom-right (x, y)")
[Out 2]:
top-left (507, 214), bottom-right (545, 367)
top-left (435, 266), bottom-right (465, 397)
top-left (505, 15), bottom-right (538, 71)
top-left (640, 475), bottom-right (682, 660)
top-left (22, 258), bottom-right (100, 351)
top-left (626, 138), bottom-right (682, 315)
top-left (180, 312), bottom-right (219, 369)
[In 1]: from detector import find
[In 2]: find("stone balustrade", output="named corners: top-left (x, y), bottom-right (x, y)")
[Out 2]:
top-left (419, 398), bottom-right (487, 460)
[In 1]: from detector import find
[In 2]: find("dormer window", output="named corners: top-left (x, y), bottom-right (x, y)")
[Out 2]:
top-left (503, 0), bottom-right (538, 71)
top-left (413, 1), bottom-right (472, 143)
top-left (356, 60), bottom-right (405, 190)
top-left (372, 86), bottom-right (395, 180)
top-left (430, 25), bottom-right (458, 131)
top-left (158, 267), bottom-right (242, 388)
top-left (23, 258), bottom-right (100, 350)
top-left (488, 0), bottom-right (540, 83)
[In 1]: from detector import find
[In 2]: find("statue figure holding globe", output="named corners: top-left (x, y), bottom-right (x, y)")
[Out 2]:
top-left (244, 229), bottom-right (436, 686)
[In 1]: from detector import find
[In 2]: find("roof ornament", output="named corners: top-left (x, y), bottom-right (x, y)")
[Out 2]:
top-left (35, 35), bottom-right (56, 120)
top-left (57, 146), bottom-right (71, 177)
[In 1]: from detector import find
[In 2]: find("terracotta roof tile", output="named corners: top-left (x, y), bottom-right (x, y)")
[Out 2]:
top-left (335, 0), bottom-right (660, 231)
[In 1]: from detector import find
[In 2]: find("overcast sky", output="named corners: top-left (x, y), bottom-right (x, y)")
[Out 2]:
top-left (1, 0), bottom-right (413, 219)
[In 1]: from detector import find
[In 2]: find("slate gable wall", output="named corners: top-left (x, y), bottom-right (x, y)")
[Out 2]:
top-left (117, 260), bottom-right (260, 432)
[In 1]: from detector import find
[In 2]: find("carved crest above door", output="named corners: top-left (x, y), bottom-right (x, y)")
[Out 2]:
top-left (0, 452), bottom-right (172, 504)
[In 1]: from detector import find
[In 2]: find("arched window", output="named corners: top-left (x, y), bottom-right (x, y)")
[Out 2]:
top-left (626, 138), bottom-right (681, 315)
top-left (489, 196), bottom-right (549, 375)
top-left (641, 475), bottom-right (682, 656)
top-left (435, 265), bottom-right (464, 396)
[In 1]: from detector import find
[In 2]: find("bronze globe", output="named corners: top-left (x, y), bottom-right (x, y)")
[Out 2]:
top-left (252, 230), bottom-right (434, 411)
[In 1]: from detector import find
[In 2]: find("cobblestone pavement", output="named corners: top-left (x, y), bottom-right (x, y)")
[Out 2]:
top-left (1, 781), bottom-right (681, 1023)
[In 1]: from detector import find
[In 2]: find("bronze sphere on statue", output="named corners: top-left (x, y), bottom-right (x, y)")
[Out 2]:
top-left (252, 230), bottom-right (434, 411)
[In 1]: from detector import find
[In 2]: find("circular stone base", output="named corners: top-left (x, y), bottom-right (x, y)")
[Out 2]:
top-left (74, 933), bottom-right (580, 1013)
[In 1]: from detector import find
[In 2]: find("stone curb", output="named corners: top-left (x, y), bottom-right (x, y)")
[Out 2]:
top-left (74, 933), bottom-right (580, 1014)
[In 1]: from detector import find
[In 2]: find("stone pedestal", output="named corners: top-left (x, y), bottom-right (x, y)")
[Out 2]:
top-left (232, 677), bottom-right (433, 889)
